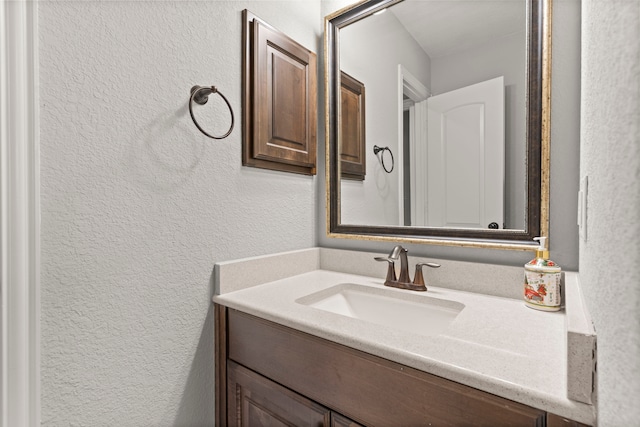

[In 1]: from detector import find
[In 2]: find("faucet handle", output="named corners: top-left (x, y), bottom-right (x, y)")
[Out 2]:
top-left (375, 257), bottom-right (397, 283)
top-left (413, 262), bottom-right (440, 287)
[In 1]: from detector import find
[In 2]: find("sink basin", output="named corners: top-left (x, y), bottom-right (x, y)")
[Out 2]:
top-left (296, 283), bottom-right (464, 337)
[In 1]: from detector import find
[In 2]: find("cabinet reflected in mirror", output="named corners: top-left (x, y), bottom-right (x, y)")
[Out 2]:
top-left (326, 0), bottom-right (551, 248)
top-left (340, 71), bottom-right (366, 180)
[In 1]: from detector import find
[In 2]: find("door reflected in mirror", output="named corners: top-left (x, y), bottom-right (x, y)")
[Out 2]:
top-left (338, 0), bottom-right (526, 230)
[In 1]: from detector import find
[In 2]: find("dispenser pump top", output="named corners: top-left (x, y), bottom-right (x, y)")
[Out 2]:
top-left (533, 237), bottom-right (549, 259)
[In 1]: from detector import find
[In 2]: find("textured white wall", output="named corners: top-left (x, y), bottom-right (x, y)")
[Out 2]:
top-left (580, 0), bottom-right (640, 424)
top-left (39, 1), bottom-right (320, 425)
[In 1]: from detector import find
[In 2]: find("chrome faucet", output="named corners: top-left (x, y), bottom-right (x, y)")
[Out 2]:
top-left (375, 245), bottom-right (440, 291)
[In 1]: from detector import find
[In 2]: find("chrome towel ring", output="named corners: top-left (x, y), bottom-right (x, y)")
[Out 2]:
top-left (189, 85), bottom-right (235, 139)
top-left (373, 145), bottom-right (394, 173)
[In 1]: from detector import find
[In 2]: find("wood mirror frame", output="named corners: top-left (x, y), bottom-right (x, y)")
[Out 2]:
top-left (325, 0), bottom-right (552, 250)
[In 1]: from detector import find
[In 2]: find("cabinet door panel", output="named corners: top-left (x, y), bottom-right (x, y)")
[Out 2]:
top-left (254, 25), bottom-right (316, 167)
top-left (227, 360), bottom-right (330, 427)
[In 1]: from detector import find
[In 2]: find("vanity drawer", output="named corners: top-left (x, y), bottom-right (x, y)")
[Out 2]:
top-left (226, 308), bottom-right (546, 427)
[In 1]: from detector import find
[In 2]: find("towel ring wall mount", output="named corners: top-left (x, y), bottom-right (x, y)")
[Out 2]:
top-left (189, 85), bottom-right (235, 139)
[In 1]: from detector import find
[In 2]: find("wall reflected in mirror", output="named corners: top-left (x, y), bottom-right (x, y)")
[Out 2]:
top-left (338, 0), bottom-right (527, 231)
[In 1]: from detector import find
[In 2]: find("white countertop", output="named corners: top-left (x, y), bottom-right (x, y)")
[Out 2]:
top-left (213, 249), bottom-right (595, 424)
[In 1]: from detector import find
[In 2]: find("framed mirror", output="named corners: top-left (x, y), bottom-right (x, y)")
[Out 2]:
top-left (325, 0), bottom-right (551, 250)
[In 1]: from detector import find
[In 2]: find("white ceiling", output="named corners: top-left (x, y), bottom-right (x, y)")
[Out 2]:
top-left (389, 0), bottom-right (526, 59)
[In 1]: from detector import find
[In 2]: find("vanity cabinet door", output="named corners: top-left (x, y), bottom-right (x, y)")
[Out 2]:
top-left (227, 360), bottom-right (330, 427)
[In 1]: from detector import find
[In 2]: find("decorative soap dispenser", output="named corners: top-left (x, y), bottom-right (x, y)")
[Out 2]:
top-left (524, 237), bottom-right (562, 311)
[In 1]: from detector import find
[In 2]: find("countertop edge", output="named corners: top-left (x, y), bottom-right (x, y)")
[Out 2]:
top-left (565, 273), bottom-right (597, 405)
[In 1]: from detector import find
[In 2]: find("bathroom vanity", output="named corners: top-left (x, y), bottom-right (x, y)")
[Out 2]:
top-left (213, 248), bottom-right (596, 426)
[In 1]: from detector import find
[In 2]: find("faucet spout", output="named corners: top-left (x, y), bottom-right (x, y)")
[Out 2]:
top-left (388, 245), bottom-right (410, 284)
top-left (388, 245), bottom-right (404, 260)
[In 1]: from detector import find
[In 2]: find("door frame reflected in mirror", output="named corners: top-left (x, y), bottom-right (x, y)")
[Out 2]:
top-left (325, 0), bottom-right (552, 251)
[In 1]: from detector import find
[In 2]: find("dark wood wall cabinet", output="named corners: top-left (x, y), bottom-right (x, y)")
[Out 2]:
top-left (215, 305), bottom-right (591, 427)
top-left (242, 9), bottom-right (318, 175)
top-left (340, 71), bottom-right (366, 180)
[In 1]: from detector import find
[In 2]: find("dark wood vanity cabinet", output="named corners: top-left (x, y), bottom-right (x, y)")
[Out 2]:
top-left (215, 305), bottom-right (589, 427)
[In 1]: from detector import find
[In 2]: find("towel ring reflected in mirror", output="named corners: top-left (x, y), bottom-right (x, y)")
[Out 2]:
top-left (373, 145), bottom-right (394, 173)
